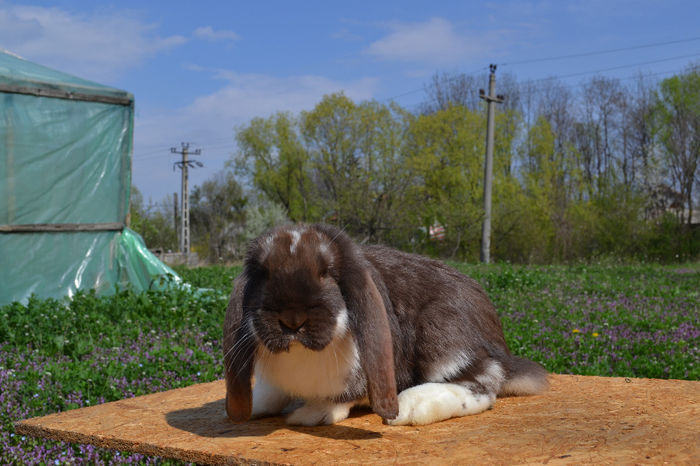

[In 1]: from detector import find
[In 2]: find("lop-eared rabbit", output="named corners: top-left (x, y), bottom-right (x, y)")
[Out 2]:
top-left (223, 224), bottom-right (547, 426)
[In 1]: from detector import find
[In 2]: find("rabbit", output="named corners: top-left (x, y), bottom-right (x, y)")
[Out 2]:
top-left (223, 223), bottom-right (548, 426)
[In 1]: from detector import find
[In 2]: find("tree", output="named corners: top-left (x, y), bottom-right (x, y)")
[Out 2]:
top-left (222, 66), bottom-right (700, 263)
top-left (654, 67), bottom-right (700, 226)
top-left (421, 70), bottom-right (521, 176)
top-left (240, 201), bottom-right (289, 245)
top-left (129, 186), bottom-right (178, 251)
top-left (521, 117), bottom-right (567, 259)
top-left (301, 93), bottom-right (411, 242)
top-left (421, 71), bottom-right (483, 113)
top-left (405, 104), bottom-right (486, 259)
top-left (235, 112), bottom-right (314, 222)
top-left (190, 171), bottom-right (247, 262)
top-left (421, 70), bottom-right (521, 115)
top-left (578, 76), bottom-right (628, 195)
top-left (620, 75), bottom-right (656, 190)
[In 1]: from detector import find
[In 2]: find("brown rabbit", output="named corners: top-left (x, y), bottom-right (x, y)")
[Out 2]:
top-left (223, 224), bottom-right (547, 426)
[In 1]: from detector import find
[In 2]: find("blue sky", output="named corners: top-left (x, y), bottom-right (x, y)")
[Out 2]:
top-left (2, 0), bottom-right (700, 204)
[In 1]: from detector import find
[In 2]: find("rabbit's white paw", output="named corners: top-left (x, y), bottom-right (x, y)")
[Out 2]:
top-left (249, 375), bottom-right (290, 419)
top-left (286, 400), bottom-right (353, 426)
top-left (387, 383), bottom-right (494, 426)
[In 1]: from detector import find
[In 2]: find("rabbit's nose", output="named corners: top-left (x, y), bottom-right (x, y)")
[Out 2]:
top-left (279, 310), bottom-right (308, 333)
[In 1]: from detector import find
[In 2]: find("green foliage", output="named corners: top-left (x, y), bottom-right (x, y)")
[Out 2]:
top-left (406, 105), bottom-right (485, 258)
top-left (172, 264), bottom-right (242, 292)
top-left (302, 95), bottom-right (412, 242)
top-left (235, 93), bottom-right (412, 243)
top-left (1, 285), bottom-right (227, 464)
top-left (450, 262), bottom-right (699, 379)
top-left (129, 186), bottom-right (178, 251)
top-left (654, 67), bottom-right (700, 227)
top-left (0, 287), bottom-right (226, 361)
top-left (229, 75), bottom-right (700, 263)
top-left (240, 201), bottom-right (290, 244)
top-left (190, 171), bottom-right (247, 262)
top-left (133, 68), bottom-right (700, 264)
top-left (1, 262), bottom-right (697, 463)
top-left (235, 112), bottom-right (316, 222)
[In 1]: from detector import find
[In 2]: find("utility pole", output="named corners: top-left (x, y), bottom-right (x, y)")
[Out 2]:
top-left (173, 192), bottom-right (178, 233)
top-left (171, 142), bottom-right (202, 254)
top-left (479, 64), bottom-right (504, 264)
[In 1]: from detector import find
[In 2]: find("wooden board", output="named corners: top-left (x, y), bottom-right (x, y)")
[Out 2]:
top-left (15, 374), bottom-right (700, 465)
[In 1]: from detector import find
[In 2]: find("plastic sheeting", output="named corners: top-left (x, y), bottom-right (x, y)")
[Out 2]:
top-left (1, 92), bottom-right (132, 225)
top-left (0, 229), bottom-right (181, 305)
top-left (0, 49), bottom-right (132, 103)
top-left (0, 51), bottom-right (180, 306)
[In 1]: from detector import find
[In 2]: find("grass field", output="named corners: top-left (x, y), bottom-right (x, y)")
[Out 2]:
top-left (1, 262), bottom-right (698, 464)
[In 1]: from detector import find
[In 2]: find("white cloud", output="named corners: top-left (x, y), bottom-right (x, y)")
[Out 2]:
top-left (135, 70), bottom-right (379, 150)
top-left (131, 70), bottom-right (379, 201)
top-left (193, 26), bottom-right (239, 41)
top-left (366, 17), bottom-right (502, 66)
top-left (0, 4), bottom-right (187, 82)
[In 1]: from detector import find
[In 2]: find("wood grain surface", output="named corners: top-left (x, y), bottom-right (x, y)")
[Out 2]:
top-left (15, 374), bottom-right (700, 465)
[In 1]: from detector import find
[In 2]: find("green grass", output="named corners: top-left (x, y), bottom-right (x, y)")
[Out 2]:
top-left (172, 264), bottom-right (242, 292)
top-left (1, 262), bottom-right (698, 464)
top-left (453, 262), bottom-right (699, 379)
top-left (1, 286), bottom-right (229, 464)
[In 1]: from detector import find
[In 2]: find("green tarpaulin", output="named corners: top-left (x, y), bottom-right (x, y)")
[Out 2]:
top-left (0, 51), bottom-right (179, 305)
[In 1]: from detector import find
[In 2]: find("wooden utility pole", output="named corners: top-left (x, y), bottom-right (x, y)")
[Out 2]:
top-left (171, 142), bottom-right (202, 254)
top-left (479, 65), bottom-right (504, 264)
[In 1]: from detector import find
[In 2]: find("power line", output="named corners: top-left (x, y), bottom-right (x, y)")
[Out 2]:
top-left (132, 147), bottom-right (169, 158)
top-left (381, 37), bottom-right (700, 105)
top-left (389, 58), bottom-right (696, 113)
top-left (518, 52), bottom-right (700, 86)
top-left (381, 65), bottom-right (490, 102)
top-left (133, 135), bottom-right (233, 155)
top-left (500, 36), bottom-right (700, 67)
top-left (134, 141), bottom-right (235, 161)
top-left (132, 41), bottom-right (699, 168)
top-left (514, 68), bottom-right (683, 98)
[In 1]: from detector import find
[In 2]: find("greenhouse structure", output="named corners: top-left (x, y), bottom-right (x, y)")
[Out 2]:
top-left (0, 51), bottom-right (178, 306)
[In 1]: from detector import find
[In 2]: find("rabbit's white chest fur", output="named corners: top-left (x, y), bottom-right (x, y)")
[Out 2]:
top-left (255, 309), bottom-right (360, 399)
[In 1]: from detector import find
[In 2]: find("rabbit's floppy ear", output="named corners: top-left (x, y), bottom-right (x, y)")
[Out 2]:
top-left (345, 269), bottom-right (399, 419)
top-left (315, 224), bottom-right (399, 419)
top-left (223, 273), bottom-right (259, 422)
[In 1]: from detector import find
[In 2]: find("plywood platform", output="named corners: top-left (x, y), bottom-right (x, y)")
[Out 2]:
top-left (16, 374), bottom-right (700, 465)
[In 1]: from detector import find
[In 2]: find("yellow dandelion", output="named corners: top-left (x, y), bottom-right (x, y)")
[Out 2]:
top-left (572, 329), bottom-right (581, 334)
top-left (592, 332), bottom-right (600, 338)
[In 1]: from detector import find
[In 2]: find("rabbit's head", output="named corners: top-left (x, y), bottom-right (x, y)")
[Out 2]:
top-left (250, 225), bottom-right (354, 354)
